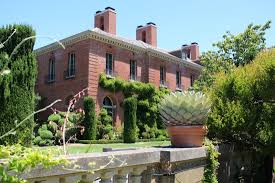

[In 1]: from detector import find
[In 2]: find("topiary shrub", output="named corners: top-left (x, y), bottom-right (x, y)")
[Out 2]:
top-left (123, 97), bottom-right (137, 143)
top-left (82, 96), bottom-right (97, 140)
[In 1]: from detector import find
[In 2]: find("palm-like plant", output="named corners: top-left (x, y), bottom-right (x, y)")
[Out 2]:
top-left (158, 91), bottom-right (211, 126)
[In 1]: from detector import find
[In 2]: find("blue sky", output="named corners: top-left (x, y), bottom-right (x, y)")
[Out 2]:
top-left (1, 0), bottom-right (274, 52)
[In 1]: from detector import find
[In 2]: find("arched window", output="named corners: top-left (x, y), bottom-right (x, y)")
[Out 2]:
top-left (103, 96), bottom-right (113, 118)
top-left (142, 31), bottom-right (146, 43)
top-left (100, 16), bottom-right (104, 31)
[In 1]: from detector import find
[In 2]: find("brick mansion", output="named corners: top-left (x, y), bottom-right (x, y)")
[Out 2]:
top-left (35, 7), bottom-right (203, 126)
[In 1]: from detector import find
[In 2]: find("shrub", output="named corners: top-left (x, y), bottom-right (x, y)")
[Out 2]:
top-left (207, 49), bottom-right (275, 152)
top-left (34, 111), bottom-right (84, 146)
top-left (123, 97), bottom-right (137, 143)
top-left (98, 108), bottom-right (112, 126)
top-left (0, 24), bottom-right (37, 146)
top-left (82, 96), bottom-right (97, 140)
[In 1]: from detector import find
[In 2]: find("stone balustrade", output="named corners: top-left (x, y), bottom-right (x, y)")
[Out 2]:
top-left (18, 147), bottom-right (207, 183)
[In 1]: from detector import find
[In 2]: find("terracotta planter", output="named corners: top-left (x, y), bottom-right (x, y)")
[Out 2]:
top-left (167, 125), bottom-right (206, 147)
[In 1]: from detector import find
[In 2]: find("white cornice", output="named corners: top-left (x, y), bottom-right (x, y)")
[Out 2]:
top-left (34, 29), bottom-right (202, 71)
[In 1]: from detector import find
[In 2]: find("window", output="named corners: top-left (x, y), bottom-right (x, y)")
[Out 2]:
top-left (130, 60), bottom-right (136, 80)
top-left (48, 58), bottom-right (55, 81)
top-left (142, 31), bottom-right (146, 43)
top-left (67, 53), bottom-right (76, 77)
top-left (100, 16), bottom-right (104, 31)
top-left (160, 66), bottom-right (166, 85)
top-left (190, 74), bottom-right (195, 87)
top-left (176, 71), bottom-right (181, 89)
top-left (106, 53), bottom-right (113, 76)
top-left (103, 96), bottom-right (114, 119)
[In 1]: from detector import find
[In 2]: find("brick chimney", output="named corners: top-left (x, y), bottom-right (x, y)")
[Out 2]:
top-left (181, 42), bottom-right (200, 61)
top-left (136, 22), bottom-right (157, 47)
top-left (94, 7), bottom-right (116, 34)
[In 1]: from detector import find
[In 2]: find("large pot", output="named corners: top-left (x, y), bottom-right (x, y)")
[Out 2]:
top-left (167, 125), bottom-right (206, 147)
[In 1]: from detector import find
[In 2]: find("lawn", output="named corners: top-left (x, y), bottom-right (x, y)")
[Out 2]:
top-left (41, 141), bottom-right (171, 155)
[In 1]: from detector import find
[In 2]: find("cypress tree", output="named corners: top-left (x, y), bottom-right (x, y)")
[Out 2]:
top-left (123, 97), bottom-right (137, 143)
top-left (0, 24), bottom-right (37, 146)
top-left (83, 96), bottom-right (97, 140)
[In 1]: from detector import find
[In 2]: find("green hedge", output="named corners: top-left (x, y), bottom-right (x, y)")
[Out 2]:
top-left (77, 138), bottom-right (170, 144)
top-left (123, 97), bottom-right (137, 143)
top-left (82, 96), bottom-right (97, 140)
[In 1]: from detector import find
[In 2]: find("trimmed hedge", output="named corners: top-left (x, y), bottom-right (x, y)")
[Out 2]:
top-left (82, 96), bottom-right (97, 140)
top-left (123, 97), bottom-right (137, 143)
top-left (77, 138), bottom-right (170, 144)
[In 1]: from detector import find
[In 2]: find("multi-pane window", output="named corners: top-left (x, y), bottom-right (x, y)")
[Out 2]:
top-left (190, 74), bottom-right (195, 87)
top-left (176, 71), bottom-right (181, 89)
top-left (160, 66), bottom-right (166, 85)
top-left (106, 53), bottom-right (113, 76)
top-left (130, 60), bottom-right (136, 80)
top-left (48, 58), bottom-right (55, 81)
top-left (68, 53), bottom-right (76, 77)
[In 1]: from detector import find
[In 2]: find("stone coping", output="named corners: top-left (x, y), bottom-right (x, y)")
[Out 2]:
top-left (9, 147), bottom-right (206, 179)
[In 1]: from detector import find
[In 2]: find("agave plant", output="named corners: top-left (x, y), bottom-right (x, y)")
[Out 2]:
top-left (158, 91), bottom-right (211, 126)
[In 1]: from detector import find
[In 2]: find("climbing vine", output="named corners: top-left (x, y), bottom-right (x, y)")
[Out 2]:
top-left (203, 139), bottom-right (220, 183)
top-left (99, 74), bottom-right (170, 138)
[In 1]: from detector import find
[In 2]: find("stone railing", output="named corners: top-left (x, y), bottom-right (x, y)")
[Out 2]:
top-left (19, 147), bottom-right (207, 183)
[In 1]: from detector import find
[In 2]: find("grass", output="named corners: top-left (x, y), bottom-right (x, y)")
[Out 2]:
top-left (41, 141), bottom-right (171, 155)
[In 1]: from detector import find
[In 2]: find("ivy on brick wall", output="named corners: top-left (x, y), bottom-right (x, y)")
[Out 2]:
top-left (99, 74), bottom-right (170, 136)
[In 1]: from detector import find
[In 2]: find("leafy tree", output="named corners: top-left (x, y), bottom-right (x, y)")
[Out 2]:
top-left (82, 96), bottom-right (97, 140)
top-left (0, 24), bottom-right (37, 146)
top-left (207, 49), bottom-right (275, 151)
top-left (123, 97), bottom-right (137, 143)
top-left (194, 21), bottom-right (271, 91)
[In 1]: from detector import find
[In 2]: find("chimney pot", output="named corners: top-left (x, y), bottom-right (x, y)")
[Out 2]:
top-left (105, 7), bottom-right (116, 11)
top-left (191, 42), bottom-right (198, 45)
top-left (147, 22), bottom-right (156, 26)
top-left (96, 10), bottom-right (102, 14)
top-left (137, 25), bottom-right (143, 29)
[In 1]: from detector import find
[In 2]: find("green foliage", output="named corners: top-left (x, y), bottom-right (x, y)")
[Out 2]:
top-left (194, 21), bottom-right (271, 91)
top-left (159, 91), bottom-right (211, 126)
top-left (47, 113), bottom-right (61, 122)
top-left (207, 49), bottom-right (275, 151)
top-left (99, 74), bottom-right (170, 137)
top-left (203, 140), bottom-right (220, 183)
top-left (96, 108), bottom-right (115, 140)
top-left (0, 144), bottom-right (66, 183)
top-left (34, 111), bottom-right (84, 146)
top-left (123, 97), bottom-right (137, 143)
top-left (98, 108), bottom-right (112, 126)
top-left (82, 96), bottom-right (97, 140)
top-left (0, 24), bottom-right (37, 146)
top-left (141, 124), bottom-right (168, 139)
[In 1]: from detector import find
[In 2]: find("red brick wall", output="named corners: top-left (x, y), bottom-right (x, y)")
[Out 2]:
top-left (36, 38), bottom-right (200, 125)
top-left (136, 25), bottom-right (157, 47)
top-left (94, 9), bottom-right (116, 35)
top-left (36, 39), bottom-right (90, 119)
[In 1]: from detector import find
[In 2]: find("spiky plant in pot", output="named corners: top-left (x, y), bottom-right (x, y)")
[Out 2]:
top-left (158, 91), bottom-right (212, 147)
